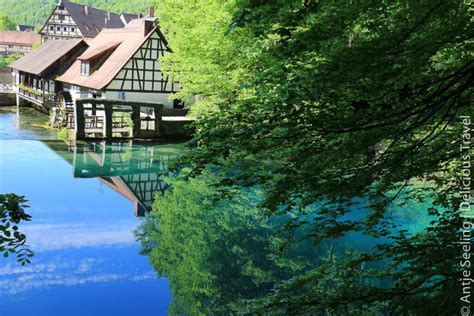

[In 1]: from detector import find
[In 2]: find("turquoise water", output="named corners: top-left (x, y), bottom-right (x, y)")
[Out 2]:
top-left (0, 106), bottom-right (436, 315)
top-left (0, 107), bottom-right (178, 316)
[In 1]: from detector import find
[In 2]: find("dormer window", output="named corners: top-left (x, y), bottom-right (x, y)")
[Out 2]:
top-left (80, 61), bottom-right (90, 76)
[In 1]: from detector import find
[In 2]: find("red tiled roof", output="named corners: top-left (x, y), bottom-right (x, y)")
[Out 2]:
top-left (58, 20), bottom-right (161, 90)
top-left (0, 31), bottom-right (40, 46)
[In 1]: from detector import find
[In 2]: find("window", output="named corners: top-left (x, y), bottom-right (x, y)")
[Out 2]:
top-left (71, 27), bottom-right (75, 33)
top-left (49, 26), bottom-right (54, 31)
top-left (56, 26), bottom-right (60, 31)
top-left (80, 61), bottom-right (90, 76)
top-left (63, 27), bottom-right (68, 32)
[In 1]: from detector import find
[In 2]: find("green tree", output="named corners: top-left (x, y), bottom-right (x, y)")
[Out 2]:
top-left (152, 0), bottom-right (472, 314)
top-left (0, 13), bottom-right (15, 31)
top-left (0, 194), bottom-right (34, 266)
top-left (0, 54), bottom-right (21, 70)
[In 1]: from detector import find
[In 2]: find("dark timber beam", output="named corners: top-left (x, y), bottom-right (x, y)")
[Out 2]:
top-left (153, 104), bottom-right (163, 138)
top-left (75, 101), bottom-right (85, 140)
top-left (104, 104), bottom-right (113, 138)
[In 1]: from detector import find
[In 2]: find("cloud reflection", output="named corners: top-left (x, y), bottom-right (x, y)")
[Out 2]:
top-left (22, 221), bottom-right (138, 251)
top-left (0, 257), bottom-right (156, 295)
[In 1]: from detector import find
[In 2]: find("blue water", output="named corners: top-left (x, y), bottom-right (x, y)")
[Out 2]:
top-left (0, 107), bottom-right (172, 316)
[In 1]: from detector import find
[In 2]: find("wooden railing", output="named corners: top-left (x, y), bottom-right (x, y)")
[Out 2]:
top-left (140, 117), bottom-right (156, 131)
top-left (112, 116), bottom-right (130, 129)
top-left (85, 115), bottom-right (104, 129)
top-left (18, 86), bottom-right (56, 106)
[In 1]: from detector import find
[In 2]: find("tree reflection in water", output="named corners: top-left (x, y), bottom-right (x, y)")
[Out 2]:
top-left (135, 171), bottom-right (352, 315)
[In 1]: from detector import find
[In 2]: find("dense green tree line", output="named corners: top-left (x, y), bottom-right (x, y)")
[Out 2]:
top-left (137, 0), bottom-right (473, 314)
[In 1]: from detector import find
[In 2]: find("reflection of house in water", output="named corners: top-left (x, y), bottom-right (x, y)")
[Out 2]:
top-left (44, 140), bottom-right (181, 216)
top-left (99, 172), bottom-right (166, 217)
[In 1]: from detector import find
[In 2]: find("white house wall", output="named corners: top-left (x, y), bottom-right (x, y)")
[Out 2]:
top-left (105, 30), bottom-right (180, 109)
top-left (103, 91), bottom-right (174, 108)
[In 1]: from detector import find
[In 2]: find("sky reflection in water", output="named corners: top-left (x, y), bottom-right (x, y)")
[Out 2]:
top-left (0, 108), bottom-right (175, 316)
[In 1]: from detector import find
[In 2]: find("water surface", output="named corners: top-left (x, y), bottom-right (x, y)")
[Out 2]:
top-left (0, 106), bottom-right (176, 316)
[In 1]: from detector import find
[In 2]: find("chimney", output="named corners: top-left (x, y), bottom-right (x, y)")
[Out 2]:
top-left (144, 20), bottom-right (154, 36)
top-left (84, 6), bottom-right (89, 16)
top-left (148, 6), bottom-right (155, 18)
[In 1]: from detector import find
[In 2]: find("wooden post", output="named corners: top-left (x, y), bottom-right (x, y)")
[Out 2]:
top-left (132, 105), bottom-right (140, 138)
top-left (104, 104), bottom-right (113, 139)
top-left (72, 144), bottom-right (84, 177)
top-left (101, 140), bottom-right (107, 166)
top-left (75, 101), bottom-right (85, 140)
top-left (153, 104), bottom-right (163, 138)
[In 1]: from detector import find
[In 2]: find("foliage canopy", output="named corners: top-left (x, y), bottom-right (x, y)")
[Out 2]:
top-left (0, 194), bottom-right (34, 266)
top-left (146, 0), bottom-right (473, 314)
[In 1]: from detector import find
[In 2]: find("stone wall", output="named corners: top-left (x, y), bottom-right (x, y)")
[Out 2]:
top-left (0, 92), bottom-right (15, 106)
top-left (160, 120), bottom-right (194, 139)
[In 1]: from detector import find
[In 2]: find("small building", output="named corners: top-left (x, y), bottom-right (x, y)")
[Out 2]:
top-left (0, 31), bottom-right (40, 56)
top-left (39, 0), bottom-right (138, 43)
top-left (16, 25), bottom-right (35, 32)
top-left (10, 39), bottom-right (88, 112)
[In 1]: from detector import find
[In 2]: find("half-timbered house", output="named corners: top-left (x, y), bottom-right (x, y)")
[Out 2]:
top-left (57, 18), bottom-right (180, 108)
top-left (39, 0), bottom-right (138, 43)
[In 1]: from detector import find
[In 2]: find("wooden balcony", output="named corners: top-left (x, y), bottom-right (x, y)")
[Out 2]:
top-left (18, 86), bottom-right (56, 109)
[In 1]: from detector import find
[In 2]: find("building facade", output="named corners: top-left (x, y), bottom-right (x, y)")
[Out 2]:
top-left (39, 0), bottom-right (138, 43)
top-left (58, 19), bottom-right (180, 109)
